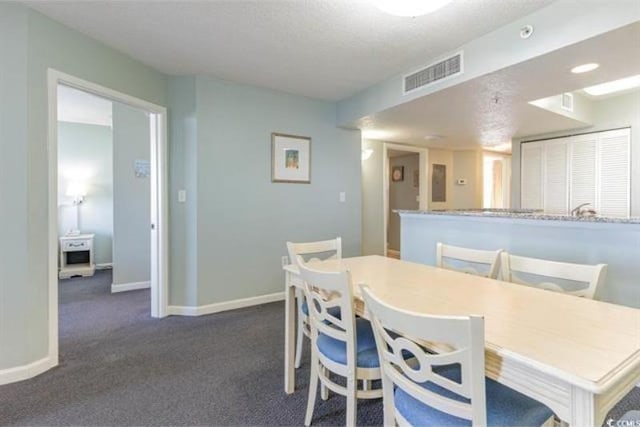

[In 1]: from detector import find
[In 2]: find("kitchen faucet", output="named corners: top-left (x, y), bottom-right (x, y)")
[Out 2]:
top-left (571, 203), bottom-right (596, 217)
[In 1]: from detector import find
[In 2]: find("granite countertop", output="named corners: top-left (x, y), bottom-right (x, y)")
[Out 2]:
top-left (395, 209), bottom-right (640, 224)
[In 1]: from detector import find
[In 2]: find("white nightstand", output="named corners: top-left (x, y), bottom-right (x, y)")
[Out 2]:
top-left (59, 234), bottom-right (96, 279)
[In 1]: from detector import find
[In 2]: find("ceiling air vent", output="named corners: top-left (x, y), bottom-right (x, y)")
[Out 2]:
top-left (561, 92), bottom-right (574, 112)
top-left (403, 51), bottom-right (463, 94)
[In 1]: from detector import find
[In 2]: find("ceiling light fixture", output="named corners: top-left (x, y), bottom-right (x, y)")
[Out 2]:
top-left (375, 0), bottom-right (452, 17)
top-left (571, 63), bottom-right (599, 74)
top-left (583, 74), bottom-right (640, 96)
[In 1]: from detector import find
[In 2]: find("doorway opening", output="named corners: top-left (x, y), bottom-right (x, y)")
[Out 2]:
top-left (483, 152), bottom-right (512, 209)
top-left (47, 69), bottom-right (168, 368)
top-left (383, 143), bottom-right (428, 259)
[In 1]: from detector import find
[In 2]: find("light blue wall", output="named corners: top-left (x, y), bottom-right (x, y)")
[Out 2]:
top-left (58, 122), bottom-right (114, 265)
top-left (361, 139), bottom-right (385, 256)
top-left (112, 103), bottom-right (151, 286)
top-left (0, 2), bottom-right (167, 371)
top-left (400, 213), bottom-right (640, 308)
top-left (167, 76), bottom-right (199, 306)
top-left (192, 76), bottom-right (362, 305)
top-left (0, 3), bottom-right (30, 369)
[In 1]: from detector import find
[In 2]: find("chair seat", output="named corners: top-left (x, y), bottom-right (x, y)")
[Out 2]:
top-left (301, 299), bottom-right (341, 318)
top-left (316, 318), bottom-right (380, 368)
top-left (395, 365), bottom-right (554, 426)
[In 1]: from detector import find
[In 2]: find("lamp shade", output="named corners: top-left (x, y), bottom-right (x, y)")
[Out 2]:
top-left (66, 181), bottom-right (87, 198)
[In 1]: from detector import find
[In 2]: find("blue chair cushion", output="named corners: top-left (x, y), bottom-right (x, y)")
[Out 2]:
top-left (316, 318), bottom-right (380, 368)
top-left (301, 299), bottom-right (341, 319)
top-left (394, 364), bottom-right (554, 426)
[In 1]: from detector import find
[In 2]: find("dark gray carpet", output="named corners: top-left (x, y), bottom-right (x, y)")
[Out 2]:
top-left (0, 270), bottom-right (637, 426)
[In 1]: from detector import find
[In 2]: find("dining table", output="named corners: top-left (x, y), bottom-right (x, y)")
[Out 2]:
top-left (283, 255), bottom-right (640, 427)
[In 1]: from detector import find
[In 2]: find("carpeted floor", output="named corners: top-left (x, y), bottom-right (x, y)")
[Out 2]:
top-left (0, 270), bottom-right (638, 426)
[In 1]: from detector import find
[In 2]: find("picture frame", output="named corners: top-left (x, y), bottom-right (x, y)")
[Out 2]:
top-left (271, 133), bottom-right (311, 183)
top-left (391, 165), bottom-right (404, 182)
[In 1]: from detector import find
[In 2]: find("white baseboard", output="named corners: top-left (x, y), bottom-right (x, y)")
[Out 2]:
top-left (111, 281), bottom-right (150, 293)
top-left (96, 263), bottom-right (113, 270)
top-left (0, 356), bottom-right (57, 386)
top-left (167, 291), bottom-right (284, 317)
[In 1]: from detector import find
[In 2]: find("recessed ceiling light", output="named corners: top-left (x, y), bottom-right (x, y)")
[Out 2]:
top-left (583, 74), bottom-right (640, 96)
top-left (571, 63), bottom-right (599, 74)
top-left (375, 0), bottom-right (452, 17)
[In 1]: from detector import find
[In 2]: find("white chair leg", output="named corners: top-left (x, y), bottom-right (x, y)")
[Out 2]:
top-left (320, 366), bottom-right (329, 400)
top-left (305, 350), bottom-right (319, 427)
top-left (346, 375), bottom-right (357, 427)
top-left (381, 373), bottom-right (395, 427)
top-left (295, 293), bottom-right (306, 369)
top-left (295, 317), bottom-right (304, 369)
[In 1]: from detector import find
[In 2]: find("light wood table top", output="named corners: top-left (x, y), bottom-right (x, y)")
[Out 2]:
top-left (288, 255), bottom-right (640, 393)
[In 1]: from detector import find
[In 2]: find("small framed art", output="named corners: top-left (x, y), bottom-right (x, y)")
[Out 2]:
top-left (271, 133), bottom-right (311, 183)
top-left (391, 166), bottom-right (404, 182)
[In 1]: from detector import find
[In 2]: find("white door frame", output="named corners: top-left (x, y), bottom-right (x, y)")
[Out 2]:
top-left (383, 143), bottom-right (429, 257)
top-left (47, 69), bottom-right (169, 366)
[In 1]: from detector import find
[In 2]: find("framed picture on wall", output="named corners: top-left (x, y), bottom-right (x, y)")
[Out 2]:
top-left (391, 166), bottom-right (404, 182)
top-left (271, 133), bottom-right (311, 183)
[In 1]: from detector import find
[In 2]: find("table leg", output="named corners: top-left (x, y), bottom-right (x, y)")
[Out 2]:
top-left (284, 276), bottom-right (296, 394)
top-left (569, 386), bottom-right (596, 427)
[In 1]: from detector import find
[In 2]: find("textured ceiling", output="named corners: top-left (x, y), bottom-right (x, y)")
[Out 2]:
top-left (359, 22), bottom-right (640, 151)
top-left (22, 0), bottom-right (555, 100)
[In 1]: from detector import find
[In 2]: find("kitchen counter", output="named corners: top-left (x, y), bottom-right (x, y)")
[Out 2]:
top-left (395, 209), bottom-right (640, 224)
top-left (397, 209), bottom-right (640, 308)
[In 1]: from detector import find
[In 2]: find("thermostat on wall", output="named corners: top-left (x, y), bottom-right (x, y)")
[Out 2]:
top-left (456, 178), bottom-right (468, 185)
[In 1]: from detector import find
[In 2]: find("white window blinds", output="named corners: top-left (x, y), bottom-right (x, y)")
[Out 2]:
top-left (520, 128), bottom-right (630, 217)
top-left (521, 142), bottom-right (543, 210)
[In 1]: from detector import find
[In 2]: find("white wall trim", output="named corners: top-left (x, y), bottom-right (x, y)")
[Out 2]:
top-left (42, 68), bottom-right (170, 387)
top-left (167, 292), bottom-right (285, 317)
top-left (96, 262), bottom-right (113, 270)
top-left (111, 281), bottom-right (151, 293)
top-left (0, 356), bottom-right (57, 386)
top-left (383, 143), bottom-right (429, 257)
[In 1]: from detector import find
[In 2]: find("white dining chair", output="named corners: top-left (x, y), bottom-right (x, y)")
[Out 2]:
top-left (436, 242), bottom-right (503, 279)
top-left (286, 238), bottom-right (342, 369)
top-left (298, 258), bottom-right (382, 427)
top-left (360, 284), bottom-right (555, 427)
top-left (500, 252), bottom-right (607, 299)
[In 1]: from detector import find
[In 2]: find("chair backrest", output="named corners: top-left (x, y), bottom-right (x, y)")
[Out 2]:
top-left (436, 242), bottom-right (503, 279)
top-left (286, 237), bottom-right (342, 267)
top-left (297, 257), bottom-right (357, 365)
top-left (360, 285), bottom-right (487, 426)
top-left (500, 252), bottom-right (607, 299)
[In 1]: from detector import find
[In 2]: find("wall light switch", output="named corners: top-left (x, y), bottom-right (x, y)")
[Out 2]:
top-left (178, 189), bottom-right (187, 203)
top-left (339, 192), bottom-right (346, 203)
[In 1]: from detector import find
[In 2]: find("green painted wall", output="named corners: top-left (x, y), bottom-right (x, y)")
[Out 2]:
top-left (167, 76), bottom-right (363, 307)
top-left (0, 2), bottom-right (167, 371)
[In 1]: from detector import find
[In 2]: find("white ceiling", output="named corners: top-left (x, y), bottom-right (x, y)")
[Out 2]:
top-left (58, 85), bottom-right (112, 127)
top-left (23, 0), bottom-right (555, 101)
top-left (359, 22), bottom-right (640, 151)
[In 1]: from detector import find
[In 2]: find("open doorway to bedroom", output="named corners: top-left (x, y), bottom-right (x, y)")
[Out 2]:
top-left (48, 70), bottom-right (168, 369)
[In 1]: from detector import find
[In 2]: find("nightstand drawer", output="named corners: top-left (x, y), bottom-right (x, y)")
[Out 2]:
top-left (62, 239), bottom-right (90, 252)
